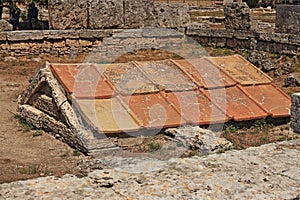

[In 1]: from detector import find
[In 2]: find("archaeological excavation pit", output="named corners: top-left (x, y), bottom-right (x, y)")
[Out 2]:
top-left (17, 55), bottom-right (291, 155)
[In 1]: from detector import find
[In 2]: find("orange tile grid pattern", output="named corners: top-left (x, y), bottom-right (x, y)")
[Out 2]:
top-left (50, 55), bottom-right (291, 133)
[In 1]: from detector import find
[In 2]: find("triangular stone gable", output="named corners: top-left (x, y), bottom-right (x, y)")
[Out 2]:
top-left (17, 63), bottom-right (118, 155)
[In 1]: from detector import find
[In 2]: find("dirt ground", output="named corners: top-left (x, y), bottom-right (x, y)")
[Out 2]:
top-left (0, 49), bottom-right (299, 184)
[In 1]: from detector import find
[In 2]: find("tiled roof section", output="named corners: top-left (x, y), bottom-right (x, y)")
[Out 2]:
top-left (75, 98), bottom-right (141, 133)
top-left (50, 55), bottom-right (291, 134)
top-left (209, 55), bottom-right (273, 85)
top-left (171, 58), bottom-right (236, 89)
top-left (240, 84), bottom-right (291, 118)
top-left (121, 93), bottom-right (186, 129)
top-left (136, 60), bottom-right (197, 92)
top-left (51, 64), bottom-right (115, 99)
top-left (97, 62), bottom-right (159, 95)
top-left (203, 87), bottom-right (269, 121)
top-left (162, 90), bottom-right (229, 125)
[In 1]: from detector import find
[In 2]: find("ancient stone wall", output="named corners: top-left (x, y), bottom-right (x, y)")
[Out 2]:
top-left (1, 28), bottom-right (300, 57)
top-left (276, 5), bottom-right (300, 35)
top-left (291, 93), bottom-right (300, 133)
top-left (48, 0), bottom-right (190, 30)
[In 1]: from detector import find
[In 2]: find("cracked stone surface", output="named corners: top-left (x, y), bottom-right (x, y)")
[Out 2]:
top-left (1, 139), bottom-right (299, 199)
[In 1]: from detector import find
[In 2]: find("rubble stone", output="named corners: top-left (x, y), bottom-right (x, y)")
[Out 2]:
top-left (0, 19), bottom-right (12, 31)
top-left (224, 2), bottom-right (251, 30)
top-left (285, 73), bottom-right (300, 86)
top-left (165, 126), bottom-right (232, 154)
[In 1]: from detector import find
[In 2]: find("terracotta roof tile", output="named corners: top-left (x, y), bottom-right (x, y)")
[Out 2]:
top-left (50, 55), bottom-right (291, 133)
top-left (203, 86), bottom-right (269, 121)
top-left (162, 90), bottom-right (229, 125)
top-left (136, 60), bottom-right (197, 92)
top-left (51, 64), bottom-right (115, 99)
top-left (75, 98), bottom-right (141, 133)
top-left (240, 84), bottom-right (291, 118)
top-left (209, 55), bottom-right (273, 85)
top-left (171, 58), bottom-right (236, 89)
top-left (121, 93), bottom-right (186, 129)
top-left (96, 62), bottom-right (159, 95)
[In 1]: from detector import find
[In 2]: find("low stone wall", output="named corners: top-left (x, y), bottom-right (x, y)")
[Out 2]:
top-left (1, 28), bottom-right (300, 57)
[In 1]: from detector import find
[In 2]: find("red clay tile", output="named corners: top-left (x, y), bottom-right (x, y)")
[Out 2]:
top-left (172, 58), bottom-right (236, 89)
top-left (203, 86), bottom-right (269, 121)
top-left (209, 55), bottom-right (272, 85)
top-left (240, 84), bottom-right (291, 118)
top-left (75, 98), bottom-right (141, 133)
top-left (121, 93), bottom-right (186, 129)
top-left (162, 90), bottom-right (228, 125)
top-left (96, 62), bottom-right (159, 95)
top-left (51, 64), bottom-right (115, 99)
top-left (136, 60), bottom-right (197, 92)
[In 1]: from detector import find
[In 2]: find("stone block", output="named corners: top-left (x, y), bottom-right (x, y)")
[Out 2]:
top-left (153, 3), bottom-right (190, 28)
top-left (224, 2), bottom-right (251, 31)
top-left (124, 0), bottom-right (155, 28)
top-left (89, 0), bottom-right (123, 29)
top-left (276, 5), bottom-right (300, 35)
top-left (48, 0), bottom-right (88, 30)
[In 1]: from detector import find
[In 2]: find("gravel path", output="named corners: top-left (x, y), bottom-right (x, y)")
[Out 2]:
top-left (1, 140), bottom-right (300, 200)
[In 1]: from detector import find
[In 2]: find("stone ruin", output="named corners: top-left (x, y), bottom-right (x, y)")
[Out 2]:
top-left (48, 0), bottom-right (190, 30)
top-left (223, 2), bottom-right (251, 30)
top-left (275, 5), bottom-right (300, 35)
top-left (18, 54), bottom-right (291, 155)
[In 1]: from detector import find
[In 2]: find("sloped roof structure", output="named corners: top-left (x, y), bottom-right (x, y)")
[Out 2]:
top-left (18, 55), bottom-right (291, 154)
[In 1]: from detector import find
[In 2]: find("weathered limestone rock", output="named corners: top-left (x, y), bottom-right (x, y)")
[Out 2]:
top-left (165, 126), bottom-right (232, 154)
top-left (124, 0), bottom-right (155, 28)
top-left (285, 73), bottom-right (300, 86)
top-left (0, 19), bottom-right (12, 31)
top-left (1, 139), bottom-right (300, 199)
top-left (48, 0), bottom-right (88, 30)
top-left (276, 5), bottom-right (300, 34)
top-left (291, 93), bottom-right (300, 133)
top-left (89, 0), bottom-right (123, 29)
top-left (153, 3), bottom-right (190, 28)
top-left (224, 2), bottom-right (251, 30)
